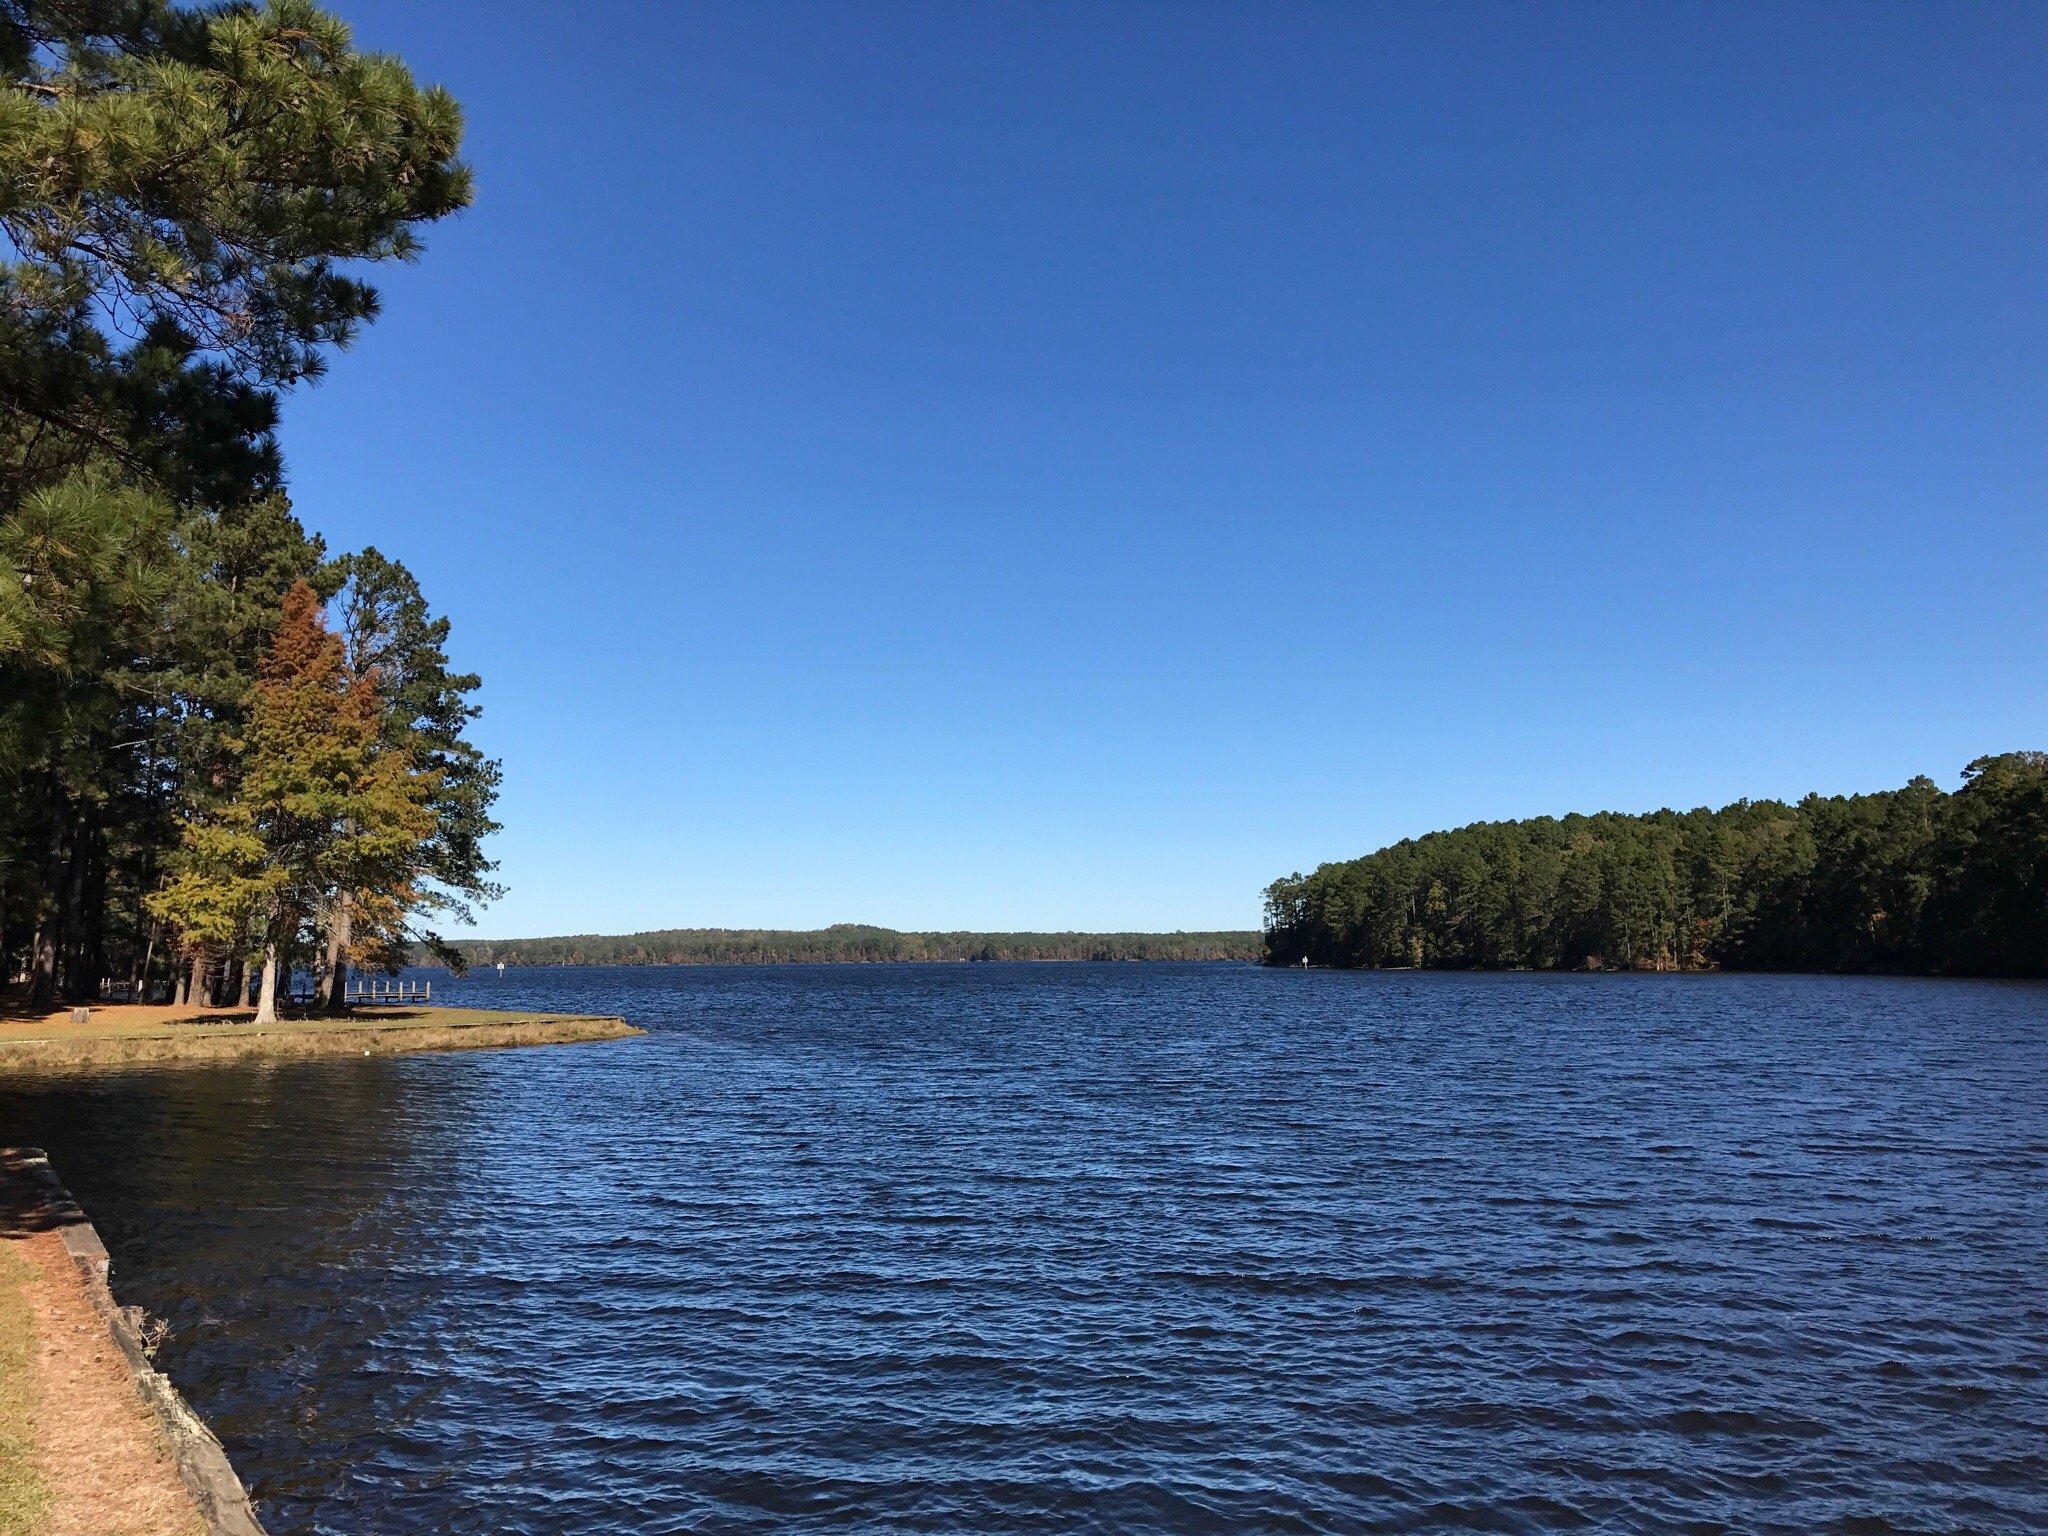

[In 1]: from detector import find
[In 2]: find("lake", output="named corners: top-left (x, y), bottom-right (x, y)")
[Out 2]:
top-left (4, 964), bottom-right (2044, 1534)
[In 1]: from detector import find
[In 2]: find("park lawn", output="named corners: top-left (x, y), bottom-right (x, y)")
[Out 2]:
top-left (0, 1001), bottom-right (613, 1043)
top-left (0, 1002), bottom-right (640, 1071)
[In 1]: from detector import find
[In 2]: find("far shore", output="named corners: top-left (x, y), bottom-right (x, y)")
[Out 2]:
top-left (431, 925), bottom-right (1264, 968)
top-left (0, 1002), bottom-right (641, 1074)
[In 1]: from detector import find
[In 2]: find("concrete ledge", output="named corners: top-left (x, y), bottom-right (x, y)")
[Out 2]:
top-left (6, 1148), bottom-right (268, 1536)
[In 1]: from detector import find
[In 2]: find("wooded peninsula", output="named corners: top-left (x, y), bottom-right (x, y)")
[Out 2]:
top-left (2, 2), bottom-right (494, 1023)
top-left (440, 926), bottom-right (1263, 967)
top-left (1264, 754), bottom-right (2048, 976)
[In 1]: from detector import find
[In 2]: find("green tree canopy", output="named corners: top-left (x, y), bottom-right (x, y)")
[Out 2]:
top-left (2, 0), bottom-right (480, 1008)
top-left (151, 578), bottom-right (433, 1021)
top-left (1264, 756), bottom-right (2048, 978)
top-left (2, 0), bottom-right (470, 506)
top-left (2, 0), bottom-right (470, 377)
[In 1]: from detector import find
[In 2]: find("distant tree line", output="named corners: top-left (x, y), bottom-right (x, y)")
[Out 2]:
top-left (435, 924), bottom-right (1263, 967)
top-left (1, 1), bottom-right (495, 1021)
top-left (1263, 754), bottom-right (2048, 976)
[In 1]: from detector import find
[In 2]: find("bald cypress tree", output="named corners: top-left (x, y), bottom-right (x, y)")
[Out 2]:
top-left (152, 580), bottom-right (432, 1022)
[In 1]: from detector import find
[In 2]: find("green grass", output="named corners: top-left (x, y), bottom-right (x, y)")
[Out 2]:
top-left (0, 1244), bottom-right (50, 1536)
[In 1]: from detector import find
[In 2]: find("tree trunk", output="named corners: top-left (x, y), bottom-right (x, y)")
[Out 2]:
top-left (320, 895), bottom-right (352, 1013)
top-left (172, 953), bottom-right (190, 1006)
top-left (27, 924), bottom-right (56, 1012)
top-left (58, 821), bottom-right (91, 1001)
top-left (30, 780), bottom-right (65, 1009)
top-left (139, 925), bottom-right (158, 1003)
top-left (223, 955), bottom-right (244, 1010)
top-left (253, 944), bottom-right (280, 1026)
top-left (187, 951), bottom-right (207, 1009)
top-left (75, 825), bottom-right (107, 1002)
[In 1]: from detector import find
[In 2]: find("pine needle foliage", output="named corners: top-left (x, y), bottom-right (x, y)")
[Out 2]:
top-left (0, 1), bottom-right (488, 1006)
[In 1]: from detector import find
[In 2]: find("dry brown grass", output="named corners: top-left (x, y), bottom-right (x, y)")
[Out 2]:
top-left (0, 1004), bottom-right (639, 1073)
top-left (0, 1153), bottom-right (206, 1536)
top-left (0, 1243), bottom-right (50, 1536)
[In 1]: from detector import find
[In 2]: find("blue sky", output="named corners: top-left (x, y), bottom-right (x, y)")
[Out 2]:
top-left (284, 2), bottom-right (2046, 936)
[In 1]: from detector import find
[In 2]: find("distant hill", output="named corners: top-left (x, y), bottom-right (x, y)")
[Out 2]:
top-left (431, 924), bottom-right (1262, 967)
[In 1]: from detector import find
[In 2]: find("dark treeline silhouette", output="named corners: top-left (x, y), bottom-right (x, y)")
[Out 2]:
top-left (1264, 754), bottom-right (2048, 976)
top-left (438, 924), bottom-right (1262, 967)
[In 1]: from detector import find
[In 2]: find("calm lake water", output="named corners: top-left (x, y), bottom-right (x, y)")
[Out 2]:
top-left (5, 964), bottom-right (2046, 1534)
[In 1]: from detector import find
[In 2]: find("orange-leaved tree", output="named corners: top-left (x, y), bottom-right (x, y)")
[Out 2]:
top-left (151, 580), bottom-right (433, 1022)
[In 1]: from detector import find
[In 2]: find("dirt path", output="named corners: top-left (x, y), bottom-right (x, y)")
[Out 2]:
top-left (0, 1159), bottom-right (204, 1536)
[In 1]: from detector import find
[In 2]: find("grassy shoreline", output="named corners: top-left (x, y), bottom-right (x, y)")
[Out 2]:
top-left (0, 1004), bottom-right (641, 1074)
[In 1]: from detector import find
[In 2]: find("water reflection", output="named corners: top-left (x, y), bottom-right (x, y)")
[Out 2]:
top-left (3, 966), bottom-right (2045, 1536)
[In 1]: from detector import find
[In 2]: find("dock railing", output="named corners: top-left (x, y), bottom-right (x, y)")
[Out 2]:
top-left (346, 977), bottom-right (432, 1005)
top-left (284, 978), bottom-right (432, 1005)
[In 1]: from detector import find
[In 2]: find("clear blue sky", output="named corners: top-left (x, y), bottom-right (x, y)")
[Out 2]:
top-left (284, 1), bottom-right (2045, 937)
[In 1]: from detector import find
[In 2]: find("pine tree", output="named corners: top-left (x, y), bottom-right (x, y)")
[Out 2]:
top-left (1, 0), bottom-right (471, 1002)
top-left (318, 549), bottom-right (501, 1007)
top-left (1, 0), bottom-right (471, 452)
top-left (0, 467), bottom-right (179, 1004)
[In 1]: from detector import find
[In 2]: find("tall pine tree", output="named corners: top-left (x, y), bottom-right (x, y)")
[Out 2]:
top-left (1, 0), bottom-right (474, 1002)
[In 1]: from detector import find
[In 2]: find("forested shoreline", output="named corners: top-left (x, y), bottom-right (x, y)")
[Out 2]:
top-left (1, 2), bottom-right (496, 1020)
top-left (437, 926), bottom-right (1263, 967)
top-left (1264, 755), bottom-right (2048, 976)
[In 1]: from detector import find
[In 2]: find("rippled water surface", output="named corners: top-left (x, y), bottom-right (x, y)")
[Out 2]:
top-left (5, 965), bottom-right (2046, 1534)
